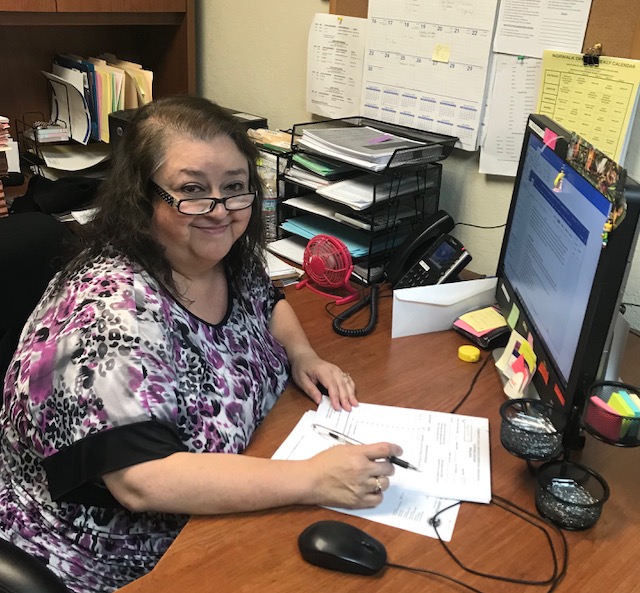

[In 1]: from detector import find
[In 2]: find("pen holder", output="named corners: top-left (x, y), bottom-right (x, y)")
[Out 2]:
top-left (535, 460), bottom-right (609, 530)
top-left (582, 381), bottom-right (640, 447)
top-left (500, 398), bottom-right (566, 461)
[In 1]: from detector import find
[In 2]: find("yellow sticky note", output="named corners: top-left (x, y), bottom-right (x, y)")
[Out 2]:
top-left (507, 304), bottom-right (519, 329)
top-left (432, 44), bottom-right (451, 63)
top-left (459, 307), bottom-right (507, 333)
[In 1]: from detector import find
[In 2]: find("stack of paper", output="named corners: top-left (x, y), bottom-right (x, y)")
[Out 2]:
top-left (280, 214), bottom-right (407, 258)
top-left (264, 250), bottom-right (302, 281)
top-left (0, 116), bottom-right (11, 152)
top-left (317, 171), bottom-right (427, 210)
top-left (298, 126), bottom-right (425, 172)
top-left (48, 53), bottom-right (153, 144)
top-left (273, 397), bottom-right (491, 541)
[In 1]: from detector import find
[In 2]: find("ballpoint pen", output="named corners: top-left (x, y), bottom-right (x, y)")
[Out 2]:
top-left (312, 423), bottom-right (421, 471)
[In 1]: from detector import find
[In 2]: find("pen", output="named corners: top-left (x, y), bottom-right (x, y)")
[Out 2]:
top-left (312, 423), bottom-right (421, 472)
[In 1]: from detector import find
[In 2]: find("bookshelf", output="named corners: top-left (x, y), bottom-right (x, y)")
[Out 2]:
top-left (0, 1), bottom-right (196, 139)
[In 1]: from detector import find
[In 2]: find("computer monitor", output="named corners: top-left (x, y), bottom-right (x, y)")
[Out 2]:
top-left (495, 114), bottom-right (640, 449)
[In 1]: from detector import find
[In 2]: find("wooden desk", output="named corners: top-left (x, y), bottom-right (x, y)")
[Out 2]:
top-left (119, 285), bottom-right (640, 593)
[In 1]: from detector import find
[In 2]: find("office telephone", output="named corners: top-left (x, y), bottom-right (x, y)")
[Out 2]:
top-left (385, 210), bottom-right (472, 288)
top-left (332, 210), bottom-right (471, 337)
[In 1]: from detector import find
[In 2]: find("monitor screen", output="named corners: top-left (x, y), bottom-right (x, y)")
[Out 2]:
top-left (496, 114), bottom-right (640, 430)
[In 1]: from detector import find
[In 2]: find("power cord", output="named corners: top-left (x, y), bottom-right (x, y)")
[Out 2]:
top-left (449, 351), bottom-right (495, 413)
top-left (386, 495), bottom-right (568, 593)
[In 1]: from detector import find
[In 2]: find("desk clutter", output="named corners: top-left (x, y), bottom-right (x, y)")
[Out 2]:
top-left (499, 380), bottom-right (640, 530)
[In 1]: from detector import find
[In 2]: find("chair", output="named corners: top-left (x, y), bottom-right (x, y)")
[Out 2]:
top-left (0, 539), bottom-right (69, 593)
top-left (0, 213), bottom-right (73, 591)
top-left (0, 212), bottom-right (73, 385)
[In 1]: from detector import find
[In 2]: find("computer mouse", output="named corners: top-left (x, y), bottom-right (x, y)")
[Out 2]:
top-left (298, 520), bottom-right (387, 576)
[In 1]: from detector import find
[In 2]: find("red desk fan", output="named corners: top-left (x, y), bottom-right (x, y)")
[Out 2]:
top-left (297, 234), bottom-right (359, 305)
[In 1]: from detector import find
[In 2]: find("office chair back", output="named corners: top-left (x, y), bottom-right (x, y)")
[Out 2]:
top-left (0, 539), bottom-right (69, 593)
top-left (0, 212), bottom-right (73, 385)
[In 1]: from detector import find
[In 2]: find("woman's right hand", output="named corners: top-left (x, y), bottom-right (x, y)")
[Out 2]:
top-left (304, 442), bottom-right (403, 509)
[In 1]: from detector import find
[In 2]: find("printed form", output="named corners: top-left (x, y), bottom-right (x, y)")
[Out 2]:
top-left (537, 51), bottom-right (640, 164)
top-left (306, 14), bottom-right (367, 119)
top-left (272, 398), bottom-right (491, 541)
top-left (359, 0), bottom-right (499, 151)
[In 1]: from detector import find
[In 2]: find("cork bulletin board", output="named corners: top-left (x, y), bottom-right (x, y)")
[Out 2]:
top-left (329, 0), bottom-right (640, 60)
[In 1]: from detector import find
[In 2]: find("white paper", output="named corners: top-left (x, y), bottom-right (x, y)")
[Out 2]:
top-left (273, 409), bottom-right (461, 541)
top-left (264, 250), bottom-right (302, 280)
top-left (360, 0), bottom-right (499, 151)
top-left (41, 70), bottom-right (91, 145)
top-left (273, 399), bottom-right (492, 540)
top-left (267, 236), bottom-right (308, 266)
top-left (307, 14), bottom-right (367, 119)
top-left (493, 0), bottom-right (592, 59)
top-left (37, 143), bottom-right (110, 171)
top-left (479, 55), bottom-right (542, 176)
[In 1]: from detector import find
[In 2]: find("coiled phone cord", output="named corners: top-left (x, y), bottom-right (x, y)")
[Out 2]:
top-left (332, 283), bottom-right (381, 337)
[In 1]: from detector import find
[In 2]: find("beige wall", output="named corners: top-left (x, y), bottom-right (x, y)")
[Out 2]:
top-left (196, 0), bottom-right (640, 329)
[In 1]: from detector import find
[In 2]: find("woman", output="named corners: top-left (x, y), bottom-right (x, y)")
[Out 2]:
top-left (0, 96), bottom-right (401, 593)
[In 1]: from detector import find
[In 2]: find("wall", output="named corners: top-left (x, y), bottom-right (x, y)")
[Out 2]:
top-left (196, 0), bottom-right (640, 329)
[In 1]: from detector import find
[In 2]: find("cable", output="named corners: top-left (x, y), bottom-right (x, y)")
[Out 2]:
top-left (386, 495), bottom-right (568, 593)
top-left (455, 222), bottom-right (506, 230)
top-left (331, 284), bottom-right (380, 337)
top-left (449, 352), bottom-right (494, 413)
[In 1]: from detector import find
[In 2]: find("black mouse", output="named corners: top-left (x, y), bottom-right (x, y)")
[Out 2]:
top-left (298, 520), bottom-right (387, 576)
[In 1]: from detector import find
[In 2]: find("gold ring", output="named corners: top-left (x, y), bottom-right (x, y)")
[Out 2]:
top-left (342, 372), bottom-right (350, 378)
top-left (374, 477), bottom-right (382, 494)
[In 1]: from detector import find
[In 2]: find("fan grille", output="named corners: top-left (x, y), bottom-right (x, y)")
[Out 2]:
top-left (297, 235), bottom-right (359, 305)
top-left (303, 235), bottom-right (352, 287)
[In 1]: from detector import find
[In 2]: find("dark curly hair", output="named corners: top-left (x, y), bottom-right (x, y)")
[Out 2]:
top-left (56, 95), bottom-right (266, 297)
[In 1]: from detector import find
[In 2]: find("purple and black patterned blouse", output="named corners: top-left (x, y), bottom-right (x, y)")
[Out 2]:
top-left (0, 249), bottom-right (290, 592)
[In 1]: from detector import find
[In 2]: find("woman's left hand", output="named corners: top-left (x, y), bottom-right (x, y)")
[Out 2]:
top-left (291, 351), bottom-right (358, 411)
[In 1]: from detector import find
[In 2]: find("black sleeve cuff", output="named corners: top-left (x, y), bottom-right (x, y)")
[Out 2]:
top-left (43, 420), bottom-right (187, 507)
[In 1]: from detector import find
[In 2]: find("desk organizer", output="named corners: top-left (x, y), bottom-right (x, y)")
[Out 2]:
top-left (535, 460), bottom-right (609, 530)
top-left (500, 398), bottom-right (566, 461)
top-left (582, 381), bottom-right (640, 447)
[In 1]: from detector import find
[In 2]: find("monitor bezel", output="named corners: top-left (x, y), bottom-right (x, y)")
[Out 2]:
top-left (495, 114), bottom-right (640, 425)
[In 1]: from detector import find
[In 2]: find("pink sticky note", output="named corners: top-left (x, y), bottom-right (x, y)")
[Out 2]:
top-left (543, 128), bottom-right (557, 150)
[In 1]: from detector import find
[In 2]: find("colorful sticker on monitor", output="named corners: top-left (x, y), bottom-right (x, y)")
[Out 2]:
top-left (537, 360), bottom-right (549, 385)
top-left (566, 132), bottom-right (627, 229)
top-left (553, 384), bottom-right (565, 406)
top-left (507, 303), bottom-right (519, 329)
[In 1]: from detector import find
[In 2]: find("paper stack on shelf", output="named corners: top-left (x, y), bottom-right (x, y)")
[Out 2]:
top-left (280, 214), bottom-right (407, 258)
top-left (267, 236), bottom-right (309, 266)
top-left (298, 125), bottom-right (425, 172)
top-left (284, 164), bottom-right (334, 190)
top-left (264, 250), bottom-right (302, 281)
top-left (316, 171), bottom-right (427, 210)
top-left (24, 124), bottom-right (70, 143)
top-left (0, 116), bottom-right (11, 152)
top-left (291, 153), bottom-right (357, 179)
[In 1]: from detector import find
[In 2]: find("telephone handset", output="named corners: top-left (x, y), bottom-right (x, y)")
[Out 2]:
top-left (332, 210), bottom-right (470, 337)
top-left (385, 210), bottom-right (472, 289)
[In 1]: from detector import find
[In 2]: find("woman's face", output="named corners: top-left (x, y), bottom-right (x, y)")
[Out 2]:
top-left (151, 134), bottom-right (253, 276)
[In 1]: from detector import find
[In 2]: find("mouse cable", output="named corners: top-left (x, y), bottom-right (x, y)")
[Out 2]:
top-left (427, 496), bottom-right (568, 591)
top-left (448, 351), bottom-right (495, 414)
top-left (386, 496), bottom-right (567, 593)
top-left (383, 561), bottom-right (486, 593)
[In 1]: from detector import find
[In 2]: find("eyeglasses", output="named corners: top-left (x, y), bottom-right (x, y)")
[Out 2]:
top-left (150, 180), bottom-right (256, 215)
